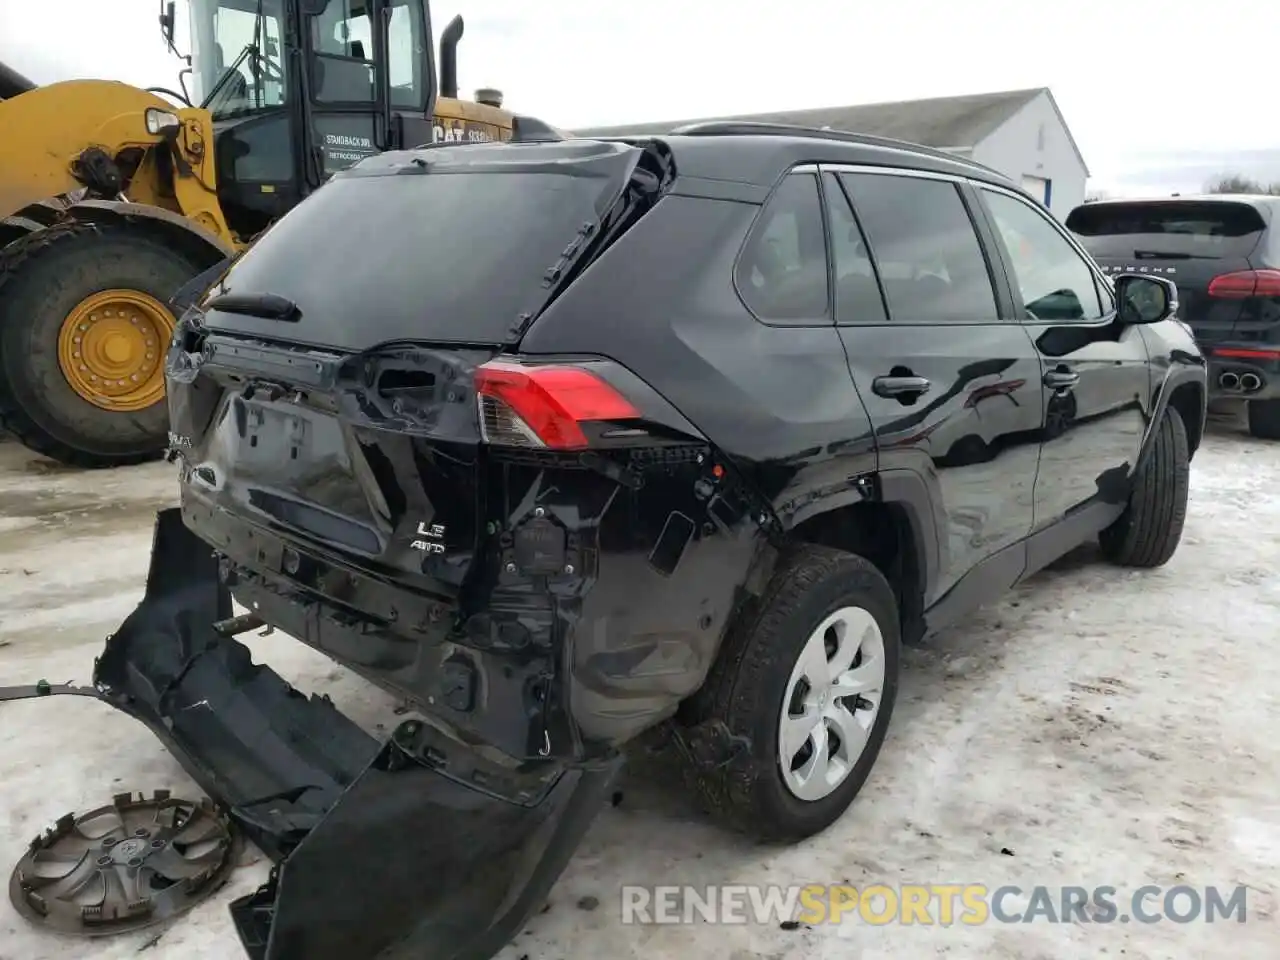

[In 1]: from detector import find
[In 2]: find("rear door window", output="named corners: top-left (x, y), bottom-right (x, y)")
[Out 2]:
top-left (735, 172), bottom-right (831, 323)
top-left (823, 174), bottom-right (888, 324)
top-left (1065, 200), bottom-right (1269, 260)
top-left (982, 189), bottom-right (1105, 321)
top-left (839, 173), bottom-right (1000, 323)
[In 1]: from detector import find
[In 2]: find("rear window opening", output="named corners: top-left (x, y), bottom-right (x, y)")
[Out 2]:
top-left (198, 139), bottom-right (675, 352)
top-left (1066, 200), bottom-right (1268, 259)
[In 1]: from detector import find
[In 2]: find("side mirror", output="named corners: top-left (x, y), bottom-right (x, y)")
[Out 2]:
top-left (1114, 273), bottom-right (1179, 325)
top-left (159, 1), bottom-right (177, 50)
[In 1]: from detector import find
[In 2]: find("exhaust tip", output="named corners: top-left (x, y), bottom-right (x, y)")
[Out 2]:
top-left (1240, 372), bottom-right (1263, 393)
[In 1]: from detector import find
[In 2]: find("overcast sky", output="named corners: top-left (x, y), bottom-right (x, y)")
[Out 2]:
top-left (3, 0), bottom-right (1277, 195)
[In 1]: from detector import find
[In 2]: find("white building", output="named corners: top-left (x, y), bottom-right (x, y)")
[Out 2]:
top-left (576, 87), bottom-right (1088, 220)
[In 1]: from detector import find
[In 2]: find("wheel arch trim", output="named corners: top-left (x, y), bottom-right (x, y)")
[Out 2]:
top-left (774, 467), bottom-right (942, 636)
top-left (1142, 365), bottom-right (1207, 472)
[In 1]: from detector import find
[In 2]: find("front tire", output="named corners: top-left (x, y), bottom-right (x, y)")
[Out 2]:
top-left (1247, 398), bottom-right (1280, 440)
top-left (684, 544), bottom-right (901, 842)
top-left (1099, 404), bottom-right (1190, 568)
top-left (0, 222), bottom-right (201, 468)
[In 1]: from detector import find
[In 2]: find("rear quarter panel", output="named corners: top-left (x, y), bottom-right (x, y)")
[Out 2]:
top-left (518, 193), bottom-right (878, 512)
top-left (518, 193), bottom-right (880, 741)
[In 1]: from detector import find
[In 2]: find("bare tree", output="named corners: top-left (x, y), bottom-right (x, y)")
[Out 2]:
top-left (1206, 174), bottom-right (1280, 195)
top-left (1083, 189), bottom-right (1110, 203)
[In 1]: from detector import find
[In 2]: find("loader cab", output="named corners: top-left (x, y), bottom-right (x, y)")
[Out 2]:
top-left (185, 0), bottom-right (438, 239)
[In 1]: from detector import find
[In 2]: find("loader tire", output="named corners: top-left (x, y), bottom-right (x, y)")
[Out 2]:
top-left (0, 222), bottom-right (200, 468)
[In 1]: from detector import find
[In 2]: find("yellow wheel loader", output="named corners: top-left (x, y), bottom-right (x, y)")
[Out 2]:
top-left (0, 0), bottom-right (550, 469)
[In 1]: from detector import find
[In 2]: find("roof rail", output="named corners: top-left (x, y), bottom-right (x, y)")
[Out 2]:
top-left (666, 120), bottom-right (1008, 181)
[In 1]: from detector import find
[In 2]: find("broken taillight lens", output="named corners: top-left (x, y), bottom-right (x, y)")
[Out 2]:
top-left (474, 359), bottom-right (640, 450)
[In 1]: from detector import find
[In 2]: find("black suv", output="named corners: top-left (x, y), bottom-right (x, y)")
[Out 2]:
top-left (1067, 194), bottom-right (1280, 438)
top-left (96, 123), bottom-right (1206, 960)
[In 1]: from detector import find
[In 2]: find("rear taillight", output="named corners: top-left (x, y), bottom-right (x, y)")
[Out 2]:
top-left (475, 359), bottom-right (640, 450)
top-left (1212, 346), bottom-right (1280, 360)
top-left (1207, 268), bottom-right (1280, 298)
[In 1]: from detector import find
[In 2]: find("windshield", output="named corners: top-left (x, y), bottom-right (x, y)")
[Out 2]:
top-left (188, 0), bottom-right (287, 118)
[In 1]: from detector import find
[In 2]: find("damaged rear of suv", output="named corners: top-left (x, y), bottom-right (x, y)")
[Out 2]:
top-left (11, 124), bottom-right (1202, 959)
top-left (113, 135), bottom-right (819, 960)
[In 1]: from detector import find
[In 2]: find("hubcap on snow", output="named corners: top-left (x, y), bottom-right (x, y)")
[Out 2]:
top-left (778, 605), bottom-right (886, 802)
top-left (8, 790), bottom-right (238, 936)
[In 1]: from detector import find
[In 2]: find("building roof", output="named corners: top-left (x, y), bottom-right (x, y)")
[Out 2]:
top-left (575, 87), bottom-right (1089, 175)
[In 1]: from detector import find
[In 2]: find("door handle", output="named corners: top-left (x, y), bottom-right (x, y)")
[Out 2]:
top-left (873, 375), bottom-right (932, 398)
top-left (1043, 369), bottom-right (1080, 390)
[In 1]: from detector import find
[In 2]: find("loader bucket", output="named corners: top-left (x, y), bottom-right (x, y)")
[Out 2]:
top-left (87, 509), bottom-right (622, 959)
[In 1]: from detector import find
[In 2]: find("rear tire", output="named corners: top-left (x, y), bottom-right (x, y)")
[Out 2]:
top-left (0, 222), bottom-right (200, 468)
top-left (683, 544), bottom-right (900, 843)
top-left (1246, 398), bottom-right (1280, 440)
top-left (1099, 404), bottom-right (1190, 568)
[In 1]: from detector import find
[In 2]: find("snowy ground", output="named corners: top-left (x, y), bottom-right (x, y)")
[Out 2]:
top-left (1, 409), bottom-right (1277, 960)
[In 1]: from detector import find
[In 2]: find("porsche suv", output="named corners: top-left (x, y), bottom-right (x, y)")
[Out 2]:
top-left (1067, 194), bottom-right (1280, 438)
top-left (99, 123), bottom-right (1204, 959)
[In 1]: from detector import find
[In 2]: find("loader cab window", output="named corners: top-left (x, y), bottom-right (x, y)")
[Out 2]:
top-left (309, 0), bottom-right (427, 110)
top-left (190, 0), bottom-right (287, 118)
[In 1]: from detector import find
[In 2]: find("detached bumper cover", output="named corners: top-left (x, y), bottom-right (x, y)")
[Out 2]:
top-left (24, 508), bottom-right (620, 960)
top-left (231, 738), bottom-right (618, 960)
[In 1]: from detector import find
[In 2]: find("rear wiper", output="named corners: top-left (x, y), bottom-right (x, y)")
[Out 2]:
top-left (1133, 249), bottom-right (1197, 260)
top-left (205, 292), bottom-right (301, 323)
